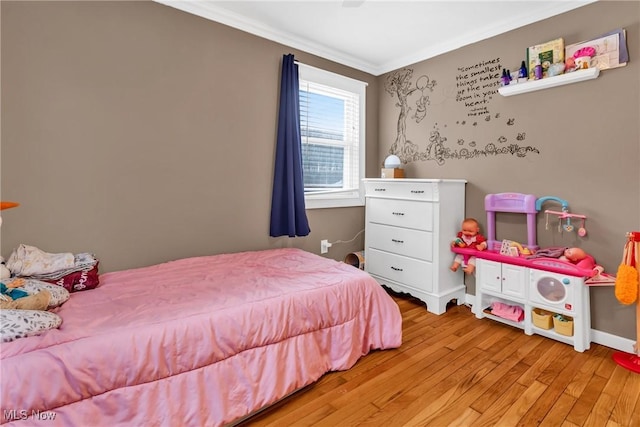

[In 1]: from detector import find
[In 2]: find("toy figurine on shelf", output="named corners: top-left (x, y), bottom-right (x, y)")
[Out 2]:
top-left (450, 218), bottom-right (487, 274)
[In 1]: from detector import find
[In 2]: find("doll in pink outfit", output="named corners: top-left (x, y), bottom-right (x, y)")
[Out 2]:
top-left (450, 218), bottom-right (488, 274)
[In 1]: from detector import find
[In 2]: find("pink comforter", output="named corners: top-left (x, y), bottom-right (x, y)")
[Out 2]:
top-left (1, 248), bottom-right (401, 426)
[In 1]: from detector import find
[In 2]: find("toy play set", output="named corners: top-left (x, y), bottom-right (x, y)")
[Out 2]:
top-left (452, 192), bottom-right (599, 278)
top-left (452, 193), bottom-right (639, 361)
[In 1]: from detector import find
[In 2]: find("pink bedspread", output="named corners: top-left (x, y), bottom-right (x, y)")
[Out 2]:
top-left (1, 248), bottom-right (401, 426)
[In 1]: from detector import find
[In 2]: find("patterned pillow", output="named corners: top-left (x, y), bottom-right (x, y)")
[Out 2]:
top-left (19, 279), bottom-right (70, 308)
top-left (0, 309), bottom-right (62, 342)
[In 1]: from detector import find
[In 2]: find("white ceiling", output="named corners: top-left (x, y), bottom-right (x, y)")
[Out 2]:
top-left (154, 0), bottom-right (597, 75)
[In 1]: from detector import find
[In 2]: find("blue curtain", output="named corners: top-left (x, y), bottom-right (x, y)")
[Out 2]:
top-left (269, 54), bottom-right (311, 237)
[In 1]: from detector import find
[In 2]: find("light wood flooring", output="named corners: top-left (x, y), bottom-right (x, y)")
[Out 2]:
top-left (241, 292), bottom-right (640, 427)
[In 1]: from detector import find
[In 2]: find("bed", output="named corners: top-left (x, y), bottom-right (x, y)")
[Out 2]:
top-left (0, 248), bottom-right (402, 426)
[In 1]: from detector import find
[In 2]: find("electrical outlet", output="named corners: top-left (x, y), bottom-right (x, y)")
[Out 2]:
top-left (321, 239), bottom-right (331, 254)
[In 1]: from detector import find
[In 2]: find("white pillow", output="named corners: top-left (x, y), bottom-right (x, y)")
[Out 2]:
top-left (0, 309), bottom-right (62, 342)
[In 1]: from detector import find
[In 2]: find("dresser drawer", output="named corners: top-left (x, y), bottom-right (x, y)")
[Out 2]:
top-left (367, 198), bottom-right (433, 231)
top-left (366, 223), bottom-right (433, 261)
top-left (364, 180), bottom-right (437, 201)
top-left (367, 249), bottom-right (433, 292)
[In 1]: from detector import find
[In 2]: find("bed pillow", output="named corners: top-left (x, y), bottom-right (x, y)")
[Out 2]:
top-left (19, 279), bottom-right (70, 308)
top-left (0, 309), bottom-right (62, 342)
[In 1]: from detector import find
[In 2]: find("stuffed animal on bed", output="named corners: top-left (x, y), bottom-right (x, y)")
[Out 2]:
top-left (0, 256), bottom-right (10, 281)
top-left (0, 278), bottom-right (71, 342)
top-left (0, 201), bottom-right (70, 341)
top-left (0, 278), bottom-right (52, 311)
top-left (0, 202), bottom-right (52, 311)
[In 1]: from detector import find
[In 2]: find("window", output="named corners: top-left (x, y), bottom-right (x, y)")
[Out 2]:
top-left (298, 64), bottom-right (367, 209)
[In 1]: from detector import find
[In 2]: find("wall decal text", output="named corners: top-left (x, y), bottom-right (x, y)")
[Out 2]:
top-left (456, 58), bottom-right (502, 117)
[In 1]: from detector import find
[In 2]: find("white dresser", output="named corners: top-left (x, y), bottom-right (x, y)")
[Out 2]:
top-left (363, 179), bottom-right (467, 314)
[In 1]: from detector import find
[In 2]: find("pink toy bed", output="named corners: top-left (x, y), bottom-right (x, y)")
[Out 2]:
top-left (1, 248), bottom-right (402, 426)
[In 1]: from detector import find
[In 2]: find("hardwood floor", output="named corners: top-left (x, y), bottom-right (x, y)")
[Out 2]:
top-left (241, 293), bottom-right (640, 427)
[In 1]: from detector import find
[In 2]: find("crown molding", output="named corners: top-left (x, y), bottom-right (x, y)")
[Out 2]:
top-left (154, 0), bottom-right (598, 76)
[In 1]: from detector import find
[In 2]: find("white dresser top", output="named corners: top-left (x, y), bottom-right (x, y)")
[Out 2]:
top-left (363, 178), bottom-right (467, 183)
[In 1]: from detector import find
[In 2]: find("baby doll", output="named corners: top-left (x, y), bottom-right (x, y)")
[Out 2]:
top-left (560, 247), bottom-right (604, 277)
top-left (450, 217), bottom-right (488, 274)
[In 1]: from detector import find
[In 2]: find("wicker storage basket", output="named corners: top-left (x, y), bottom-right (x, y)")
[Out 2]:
top-left (532, 308), bottom-right (554, 329)
top-left (553, 315), bottom-right (574, 336)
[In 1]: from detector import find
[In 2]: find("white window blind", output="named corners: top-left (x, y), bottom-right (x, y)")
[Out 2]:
top-left (298, 63), bottom-right (366, 209)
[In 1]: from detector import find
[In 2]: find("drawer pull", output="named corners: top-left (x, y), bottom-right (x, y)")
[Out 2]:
top-left (392, 212), bottom-right (405, 216)
top-left (391, 239), bottom-right (404, 244)
top-left (391, 266), bottom-right (403, 272)
top-left (374, 188), bottom-right (386, 192)
top-left (410, 190), bottom-right (425, 194)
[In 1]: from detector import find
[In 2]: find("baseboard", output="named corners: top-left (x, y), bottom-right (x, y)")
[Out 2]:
top-left (463, 293), bottom-right (635, 353)
top-left (591, 329), bottom-right (636, 353)
top-left (464, 293), bottom-right (475, 307)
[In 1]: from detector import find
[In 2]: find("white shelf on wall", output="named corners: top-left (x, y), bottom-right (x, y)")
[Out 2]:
top-left (498, 67), bottom-right (600, 97)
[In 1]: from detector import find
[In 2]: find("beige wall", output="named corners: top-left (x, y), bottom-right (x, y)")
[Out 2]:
top-left (378, 0), bottom-right (639, 339)
top-left (2, 1), bottom-right (639, 339)
top-left (1, 1), bottom-right (378, 271)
